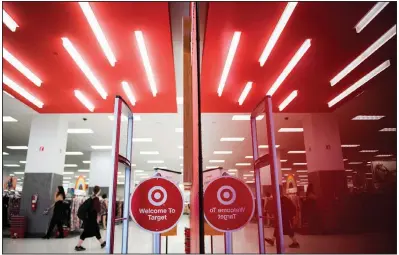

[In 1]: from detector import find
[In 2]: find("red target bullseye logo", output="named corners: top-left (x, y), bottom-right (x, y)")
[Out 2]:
top-left (148, 186), bottom-right (167, 206)
top-left (217, 185), bottom-right (236, 205)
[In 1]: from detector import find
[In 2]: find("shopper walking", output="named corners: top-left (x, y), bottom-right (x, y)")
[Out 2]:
top-left (265, 187), bottom-right (300, 248)
top-left (75, 186), bottom-right (106, 252)
top-left (100, 194), bottom-right (108, 230)
top-left (42, 186), bottom-right (66, 239)
top-left (263, 192), bottom-right (274, 228)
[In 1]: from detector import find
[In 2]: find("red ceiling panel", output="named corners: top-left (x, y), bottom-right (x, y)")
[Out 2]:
top-left (2, 2), bottom-right (177, 113)
top-left (200, 2), bottom-right (397, 113)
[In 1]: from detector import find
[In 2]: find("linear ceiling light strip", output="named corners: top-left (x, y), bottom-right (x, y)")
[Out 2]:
top-left (355, 2), bottom-right (389, 33)
top-left (3, 10), bottom-right (18, 32)
top-left (267, 39), bottom-right (311, 96)
top-left (259, 2), bottom-right (298, 66)
top-left (330, 25), bottom-right (396, 86)
top-left (278, 90), bottom-right (298, 111)
top-left (218, 31), bottom-right (241, 97)
top-left (134, 31), bottom-right (157, 97)
top-left (238, 81), bottom-right (253, 105)
top-left (74, 89), bottom-right (95, 112)
top-left (3, 74), bottom-right (44, 108)
top-left (78, 2), bottom-right (116, 66)
top-left (328, 60), bottom-right (390, 108)
top-left (3, 48), bottom-right (42, 86)
top-left (121, 81), bottom-right (136, 106)
top-left (62, 37), bottom-right (108, 99)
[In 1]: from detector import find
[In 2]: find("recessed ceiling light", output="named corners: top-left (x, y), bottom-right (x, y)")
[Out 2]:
top-left (3, 152), bottom-right (9, 155)
top-left (278, 127), bottom-right (303, 132)
top-left (209, 160), bottom-right (225, 163)
top-left (14, 172), bottom-right (24, 175)
top-left (134, 31), bottom-right (157, 97)
top-left (359, 150), bottom-right (378, 153)
top-left (66, 151), bottom-right (84, 155)
top-left (121, 81), bottom-right (136, 106)
top-left (19, 161), bottom-right (26, 164)
top-left (278, 90), bottom-right (298, 111)
top-left (259, 145), bottom-right (280, 149)
top-left (140, 151), bottom-right (159, 155)
top-left (280, 159), bottom-right (288, 162)
top-left (147, 160), bottom-right (164, 164)
top-left (67, 129), bottom-right (94, 134)
top-left (341, 144), bottom-right (360, 148)
top-left (232, 115), bottom-right (264, 121)
top-left (259, 2), bottom-right (298, 66)
top-left (175, 128), bottom-right (183, 133)
top-left (3, 48), bottom-right (42, 86)
top-left (64, 164), bottom-right (78, 167)
top-left (267, 39), bottom-right (311, 96)
top-left (3, 75), bottom-right (44, 108)
top-left (227, 169), bottom-right (238, 172)
top-left (236, 163), bottom-right (251, 166)
top-left (74, 90), bottom-right (95, 112)
top-left (328, 60), bottom-right (390, 107)
top-left (91, 145), bottom-right (112, 150)
top-left (296, 170), bottom-right (308, 173)
top-left (293, 163), bottom-right (307, 165)
top-left (3, 10), bottom-right (19, 32)
top-left (3, 91), bottom-right (15, 98)
top-left (206, 166), bottom-right (220, 169)
top-left (78, 169), bottom-right (90, 172)
top-left (281, 168), bottom-right (292, 171)
top-left (375, 154), bottom-right (393, 157)
top-left (82, 161), bottom-right (91, 164)
top-left (213, 151), bottom-right (233, 155)
top-left (3, 116), bottom-right (18, 122)
top-left (63, 172), bottom-right (74, 175)
top-left (4, 164), bottom-right (20, 167)
top-left (6, 146), bottom-right (28, 150)
top-left (220, 137), bottom-right (245, 142)
top-left (238, 81), bottom-right (253, 105)
top-left (78, 2), bottom-right (116, 66)
top-left (133, 138), bottom-right (152, 142)
top-left (379, 128), bottom-right (396, 132)
top-left (218, 31), bottom-right (241, 97)
top-left (330, 25), bottom-right (395, 86)
top-left (287, 151), bottom-right (306, 154)
top-left (348, 162), bottom-right (363, 165)
top-left (352, 115), bottom-right (385, 120)
top-left (245, 156), bottom-right (253, 159)
top-left (62, 38), bottom-right (107, 99)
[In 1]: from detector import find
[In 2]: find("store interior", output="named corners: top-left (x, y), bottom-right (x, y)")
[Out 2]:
top-left (2, 1), bottom-right (397, 254)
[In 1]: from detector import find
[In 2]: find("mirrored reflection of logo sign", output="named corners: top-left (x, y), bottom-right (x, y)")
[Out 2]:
top-left (148, 186), bottom-right (167, 206)
top-left (217, 186), bottom-right (236, 205)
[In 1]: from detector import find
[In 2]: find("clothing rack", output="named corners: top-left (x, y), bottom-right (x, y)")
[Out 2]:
top-left (3, 190), bottom-right (22, 227)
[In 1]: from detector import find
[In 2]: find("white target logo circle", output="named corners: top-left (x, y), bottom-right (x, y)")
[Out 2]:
top-left (217, 185), bottom-right (236, 205)
top-left (148, 186), bottom-right (167, 207)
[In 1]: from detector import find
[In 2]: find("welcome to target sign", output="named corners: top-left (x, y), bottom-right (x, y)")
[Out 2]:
top-left (130, 177), bottom-right (184, 233)
top-left (204, 176), bottom-right (255, 232)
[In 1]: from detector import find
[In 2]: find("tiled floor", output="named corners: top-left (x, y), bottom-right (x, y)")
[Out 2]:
top-left (3, 216), bottom-right (396, 253)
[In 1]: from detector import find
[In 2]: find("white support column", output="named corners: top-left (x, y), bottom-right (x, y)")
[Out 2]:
top-left (89, 151), bottom-right (113, 195)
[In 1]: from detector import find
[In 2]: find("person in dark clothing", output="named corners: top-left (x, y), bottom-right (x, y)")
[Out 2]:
top-left (75, 186), bottom-right (106, 252)
top-left (265, 187), bottom-right (300, 248)
top-left (43, 186), bottom-right (66, 239)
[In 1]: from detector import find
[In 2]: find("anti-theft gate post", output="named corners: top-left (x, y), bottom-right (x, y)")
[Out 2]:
top-left (106, 96), bottom-right (134, 254)
top-left (250, 95), bottom-right (285, 254)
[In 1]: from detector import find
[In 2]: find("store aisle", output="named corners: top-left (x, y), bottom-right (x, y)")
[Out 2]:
top-left (2, 215), bottom-right (395, 253)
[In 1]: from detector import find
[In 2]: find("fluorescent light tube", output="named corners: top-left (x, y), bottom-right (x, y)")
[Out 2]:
top-left (278, 127), bottom-right (303, 132)
top-left (329, 60), bottom-right (390, 108)
top-left (213, 151), bottom-right (233, 155)
top-left (4, 164), bottom-right (20, 167)
top-left (3, 10), bottom-right (18, 32)
top-left (6, 146), bottom-right (28, 150)
top-left (3, 48), bottom-right (42, 86)
top-left (67, 129), bottom-right (94, 134)
top-left (296, 170), bottom-right (308, 173)
top-left (74, 90), bottom-right (95, 112)
top-left (278, 90), bottom-right (298, 111)
top-left (209, 160), bottom-right (225, 163)
top-left (3, 116), bottom-right (18, 122)
top-left (236, 163), bottom-right (251, 166)
top-left (3, 152), bottom-right (9, 155)
top-left (355, 2), bottom-right (389, 33)
top-left (231, 115), bottom-right (264, 120)
top-left (281, 168), bottom-right (292, 171)
top-left (220, 137), bottom-right (245, 142)
top-left (330, 26), bottom-right (395, 86)
top-left (345, 169), bottom-right (353, 172)
top-left (259, 2), bottom-right (298, 66)
top-left (375, 154), bottom-right (393, 157)
top-left (218, 32), bottom-right (241, 97)
top-left (293, 163), bottom-right (307, 165)
top-left (78, 169), bottom-right (90, 172)
top-left (379, 128), bottom-right (396, 132)
top-left (64, 164), bottom-right (78, 167)
top-left (134, 31), bottom-right (157, 97)
top-left (280, 159), bottom-right (288, 162)
top-left (133, 138), bottom-right (153, 142)
top-left (63, 177), bottom-right (72, 180)
top-left (359, 150), bottom-right (378, 153)
top-left (267, 39), bottom-right (311, 96)
top-left (348, 162), bottom-right (363, 165)
top-left (91, 145), bottom-right (112, 150)
top-left (78, 2), bottom-right (116, 66)
top-left (63, 172), bottom-right (74, 175)
top-left (243, 174), bottom-right (253, 177)
top-left (287, 150), bottom-right (306, 154)
top-left (238, 82), bottom-right (253, 105)
top-left (147, 160), bottom-right (164, 164)
top-left (140, 151), bottom-right (159, 155)
top-left (341, 144), bottom-right (360, 148)
top-left (352, 115), bottom-right (385, 120)
top-left (227, 169), bottom-right (238, 172)
top-left (245, 156), bottom-right (253, 159)
top-left (121, 81), bottom-right (136, 106)
top-left (14, 172), bottom-right (24, 175)
top-left (66, 151), bottom-right (83, 155)
top-left (259, 145), bottom-right (280, 148)
top-left (3, 75), bottom-right (44, 108)
top-left (62, 38), bottom-right (107, 99)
